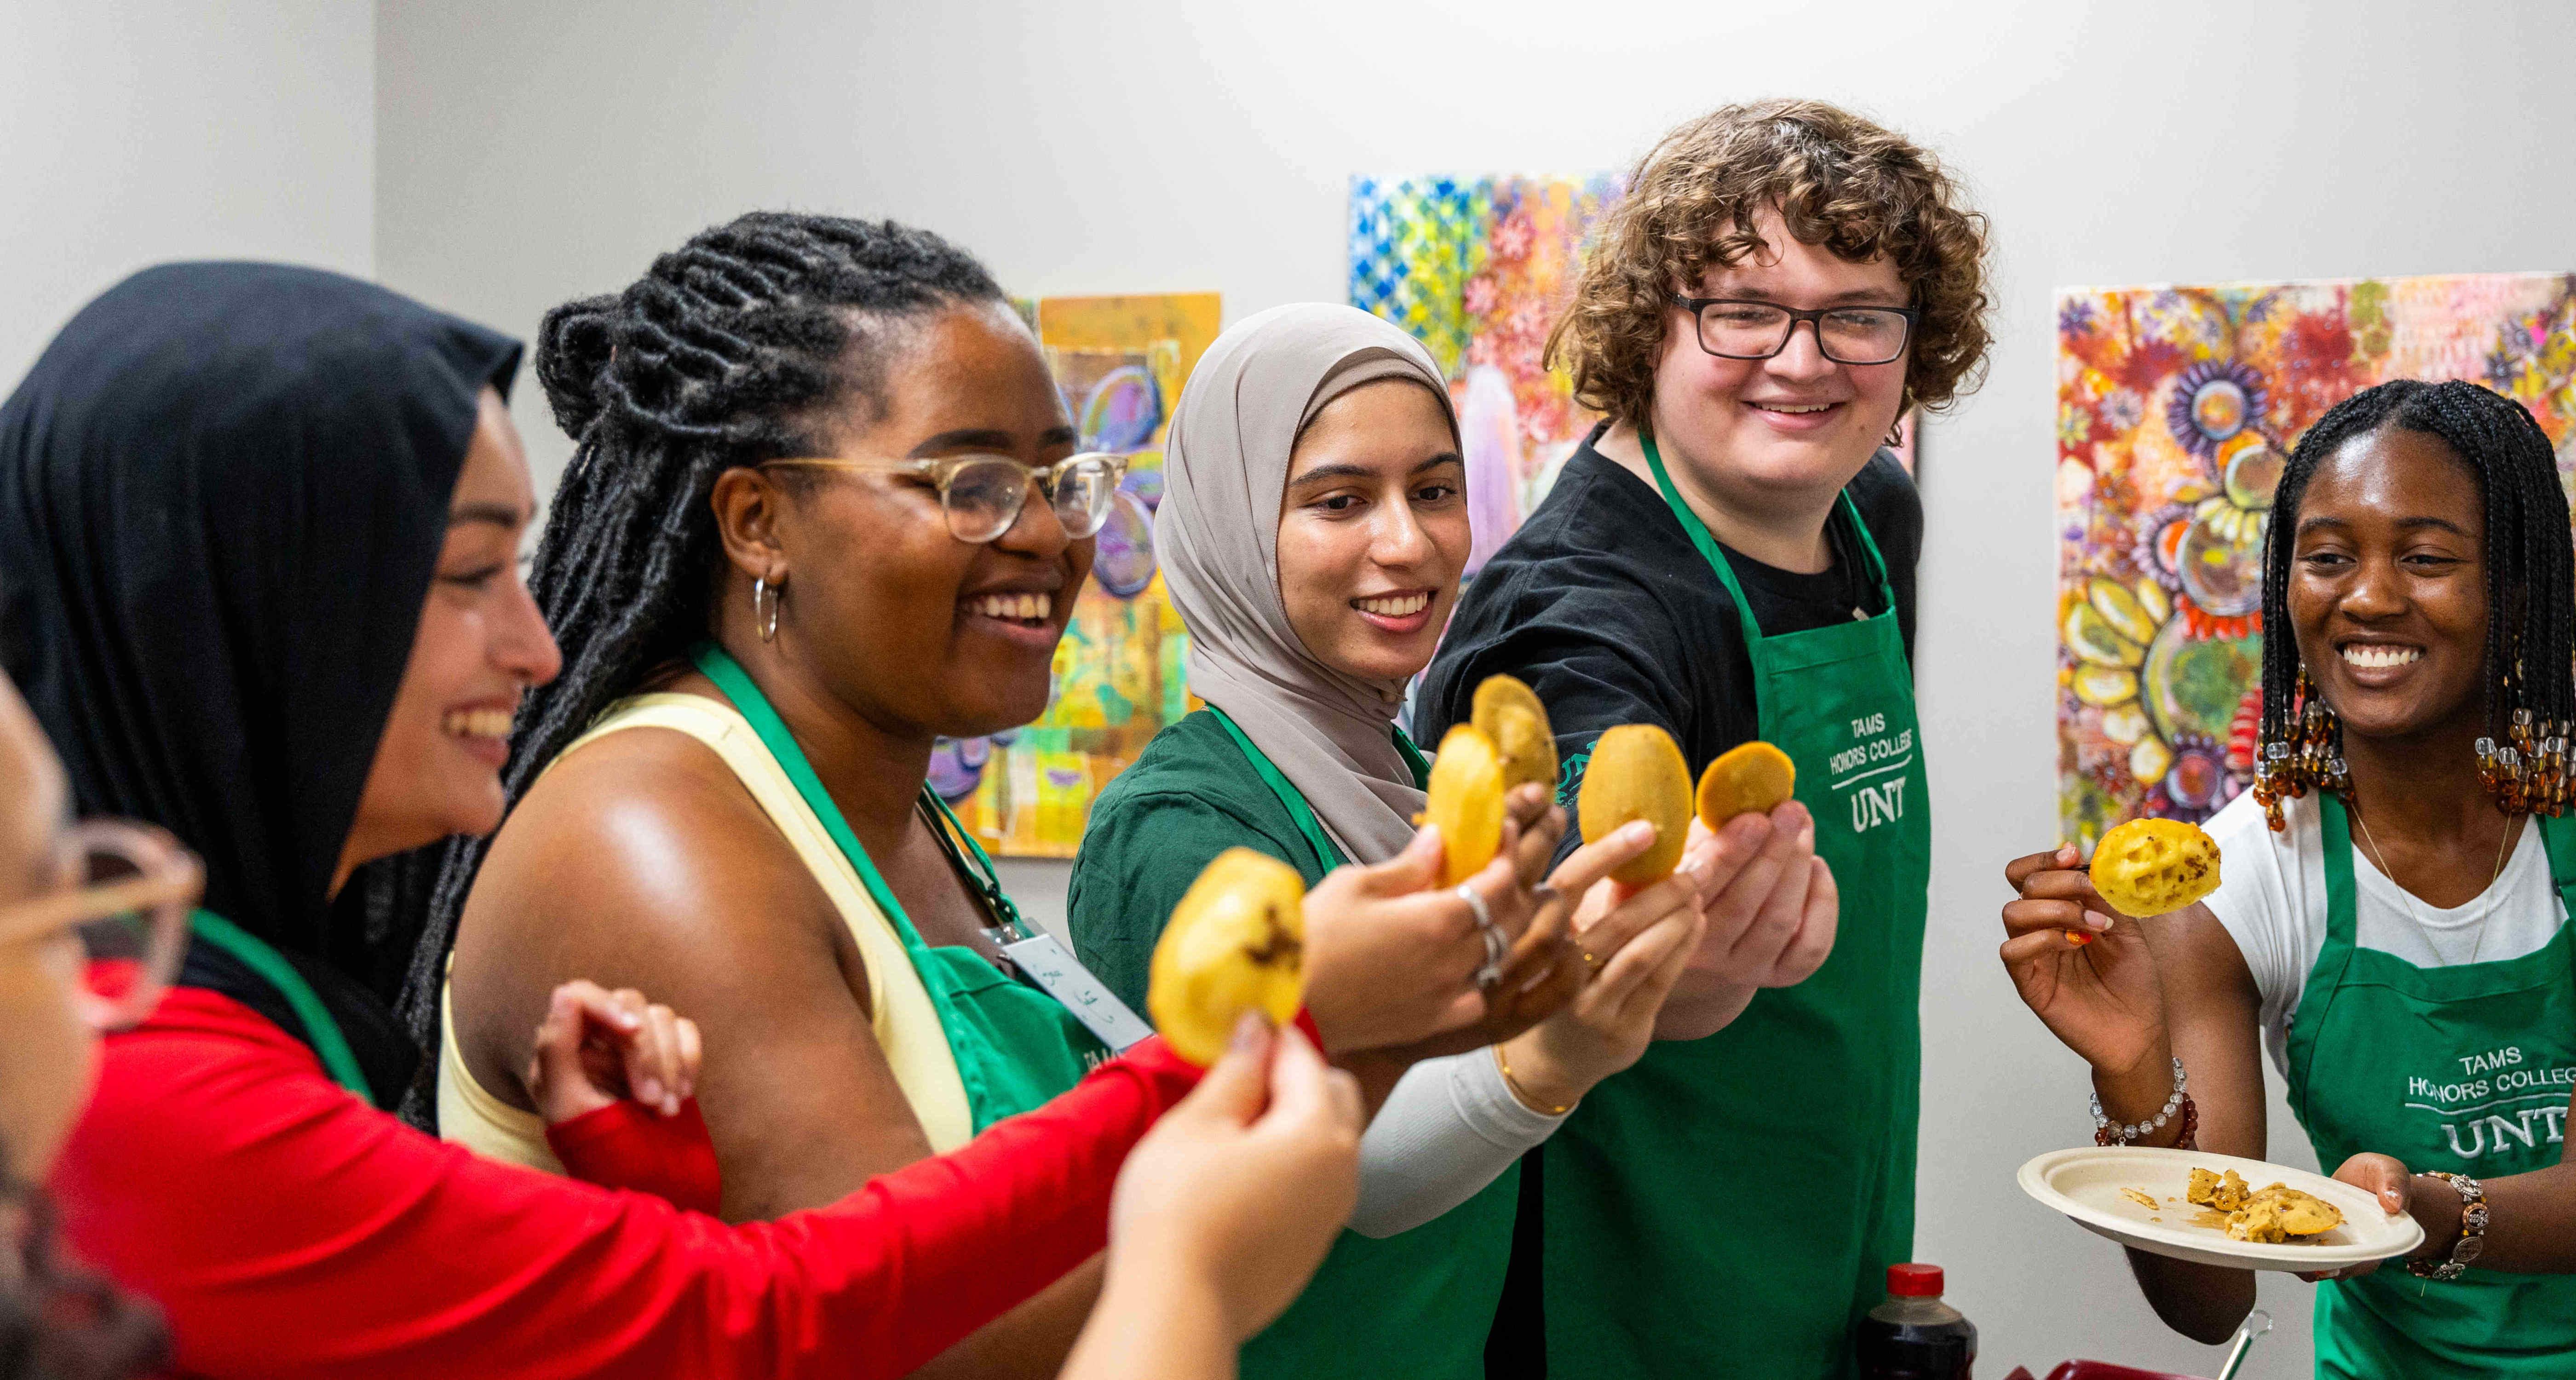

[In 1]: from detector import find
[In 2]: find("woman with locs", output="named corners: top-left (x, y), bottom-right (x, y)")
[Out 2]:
top-left (414, 215), bottom-right (1575, 1376)
top-left (2003, 380), bottom-right (2576, 1374)
top-left (0, 260), bottom-right (1363, 1380)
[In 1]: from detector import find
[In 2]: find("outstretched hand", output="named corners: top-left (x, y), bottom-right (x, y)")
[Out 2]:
top-left (1998, 844), bottom-right (2169, 1079)
top-left (1303, 785), bottom-right (1579, 1056)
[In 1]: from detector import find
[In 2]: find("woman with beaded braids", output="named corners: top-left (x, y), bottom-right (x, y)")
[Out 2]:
top-left (2002, 378), bottom-right (2576, 1374)
top-left (414, 214), bottom-right (1580, 1376)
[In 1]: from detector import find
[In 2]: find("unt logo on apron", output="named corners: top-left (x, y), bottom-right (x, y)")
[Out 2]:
top-left (1829, 711), bottom-right (1917, 832)
top-left (2403, 1043), bottom-right (2576, 1159)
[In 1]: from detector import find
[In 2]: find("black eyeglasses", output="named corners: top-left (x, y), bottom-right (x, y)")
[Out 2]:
top-left (1671, 296), bottom-right (1918, 366)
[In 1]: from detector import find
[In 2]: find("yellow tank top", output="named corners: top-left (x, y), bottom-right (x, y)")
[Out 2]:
top-left (437, 692), bottom-right (976, 1169)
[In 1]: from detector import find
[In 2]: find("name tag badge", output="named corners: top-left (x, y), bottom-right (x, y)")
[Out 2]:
top-left (1000, 931), bottom-right (1157, 1052)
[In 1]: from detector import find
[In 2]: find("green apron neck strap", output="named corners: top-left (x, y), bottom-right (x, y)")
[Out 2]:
top-left (1392, 724), bottom-right (1432, 789)
top-left (2536, 811), bottom-right (2576, 899)
top-left (2317, 793), bottom-right (2362, 947)
top-left (1208, 707), bottom-right (1347, 874)
top-left (190, 909), bottom-right (372, 1098)
top-left (690, 640), bottom-right (938, 954)
top-left (2526, 813), bottom-right (2576, 988)
top-left (1638, 427), bottom-right (1896, 645)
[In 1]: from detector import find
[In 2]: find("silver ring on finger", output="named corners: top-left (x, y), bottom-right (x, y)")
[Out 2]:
top-left (1456, 884), bottom-right (1507, 990)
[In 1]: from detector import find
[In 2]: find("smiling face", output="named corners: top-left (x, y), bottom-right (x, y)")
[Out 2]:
top-left (336, 389), bottom-right (562, 888)
top-left (2288, 426), bottom-right (2491, 744)
top-left (1650, 203), bottom-right (1910, 513)
top-left (1274, 379), bottom-right (1470, 684)
top-left (724, 300), bottom-right (1091, 740)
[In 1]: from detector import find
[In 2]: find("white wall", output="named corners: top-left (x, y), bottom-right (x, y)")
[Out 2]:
top-left (0, 0), bottom-right (375, 391)
top-left (377, 3), bottom-right (2576, 1371)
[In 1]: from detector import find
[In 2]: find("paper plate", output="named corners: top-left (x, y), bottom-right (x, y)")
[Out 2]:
top-left (2017, 1145), bottom-right (2424, 1272)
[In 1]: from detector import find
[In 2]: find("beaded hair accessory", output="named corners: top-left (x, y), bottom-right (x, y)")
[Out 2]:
top-left (2250, 672), bottom-right (2570, 832)
top-left (2250, 672), bottom-right (2352, 832)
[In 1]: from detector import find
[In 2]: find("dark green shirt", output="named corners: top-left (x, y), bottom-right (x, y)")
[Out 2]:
top-left (1071, 707), bottom-right (1329, 1012)
top-left (1069, 707), bottom-right (1516, 1380)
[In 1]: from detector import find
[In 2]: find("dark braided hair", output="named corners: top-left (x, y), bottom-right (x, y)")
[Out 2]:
top-left (379, 213), bottom-right (1009, 1119)
top-left (2254, 378), bottom-right (2574, 800)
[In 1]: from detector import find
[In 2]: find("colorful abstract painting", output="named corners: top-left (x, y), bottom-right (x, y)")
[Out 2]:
top-left (1350, 173), bottom-right (1626, 571)
top-left (2055, 272), bottom-right (2576, 846)
top-left (934, 293), bottom-right (1220, 857)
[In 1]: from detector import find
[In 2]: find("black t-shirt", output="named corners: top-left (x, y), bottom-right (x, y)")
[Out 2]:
top-left (1414, 426), bottom-right (1920, 799)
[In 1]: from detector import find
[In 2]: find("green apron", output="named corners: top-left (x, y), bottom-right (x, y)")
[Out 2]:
top-left (1531, 434), bottom-right (1933, 1379)
top-left (695, 643), bottom-right (1104, 1129)
top-left (1208, 707), bottom-right (1519, 1380)
top-left (2288, 796), bottom-right (2576, 1377)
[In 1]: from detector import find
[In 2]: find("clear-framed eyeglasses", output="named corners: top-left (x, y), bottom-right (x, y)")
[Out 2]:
top-left (765, 451), bottom-right (1129, 545)
top-left (0, 819), bottom-right (202, 1030)
top-left (1671, 295), bottom-right (1919, 367)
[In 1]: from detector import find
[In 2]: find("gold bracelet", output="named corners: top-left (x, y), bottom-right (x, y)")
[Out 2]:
top-left (1493, 1044), bottom-right (1575, 1116)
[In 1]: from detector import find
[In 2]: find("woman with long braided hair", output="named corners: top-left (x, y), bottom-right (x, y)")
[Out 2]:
top-left (419, 213), bottom-right (1581, 1376)
top-left (2001, 379), bottom-right (2576, 1373)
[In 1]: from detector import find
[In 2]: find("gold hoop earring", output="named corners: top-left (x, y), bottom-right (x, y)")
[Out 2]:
top-left (753, 574), bottom-right (782, 643)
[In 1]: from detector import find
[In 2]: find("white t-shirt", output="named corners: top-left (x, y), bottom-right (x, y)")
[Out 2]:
top-left (2201, 788), bottom-right (2564, 1077)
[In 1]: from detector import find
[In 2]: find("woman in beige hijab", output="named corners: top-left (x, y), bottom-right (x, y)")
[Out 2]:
top-left (1068, 303), bottom-right (1719, 1380)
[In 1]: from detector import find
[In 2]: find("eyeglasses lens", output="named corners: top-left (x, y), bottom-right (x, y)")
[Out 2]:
top-left (1700, 305), bottom-right (1910, 365)
top-left (941, 459), bottom-right (1033, 544)
top-left (1050, 456), bottom-right (1121, 539)
top-left (68, 829), bottom-right (189, 1030)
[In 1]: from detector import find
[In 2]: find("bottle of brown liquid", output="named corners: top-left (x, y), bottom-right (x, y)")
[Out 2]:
top-left (1856, 1263), bottom-right (1976, 1380)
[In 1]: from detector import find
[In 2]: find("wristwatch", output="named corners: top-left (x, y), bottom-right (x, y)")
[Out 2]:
top-left (2404, 1172), bottom-right (2487, 1281)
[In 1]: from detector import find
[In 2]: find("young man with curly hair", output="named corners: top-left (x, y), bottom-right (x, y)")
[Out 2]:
top-left (1415, 99), bottom-right (1993, 1379)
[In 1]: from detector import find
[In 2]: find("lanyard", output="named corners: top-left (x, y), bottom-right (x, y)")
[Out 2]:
top-left (1639, 428), bottom-right (1896, 644)
top-left (918, 789), bottom-right (1035, 943)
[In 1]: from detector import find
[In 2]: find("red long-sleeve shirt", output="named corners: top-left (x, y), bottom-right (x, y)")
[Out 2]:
top-left (545, 1097), bottom-right (725, 1215)
top-left (51, 987), bottom-right (1201, 1380)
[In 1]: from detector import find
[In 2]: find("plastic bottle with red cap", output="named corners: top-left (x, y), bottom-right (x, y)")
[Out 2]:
top-left (1857, 1262), bottom-right (1978, 1379)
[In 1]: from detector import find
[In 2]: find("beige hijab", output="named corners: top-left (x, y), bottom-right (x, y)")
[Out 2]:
top-left (1157, 303), bottom-right (1460, 865)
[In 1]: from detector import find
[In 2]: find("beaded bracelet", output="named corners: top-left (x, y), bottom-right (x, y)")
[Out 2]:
top-left (2092, 1057), bottom-right (2189, 1146)
top-left (2404, 1172), bottom-right (2487, 1280)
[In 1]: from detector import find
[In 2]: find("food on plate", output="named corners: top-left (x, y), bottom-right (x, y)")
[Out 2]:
top-left (1473, 674), bottom-right (1559, 793)
top-left (2188, 1167), bottom-right (2249, 1212)
top-left (1577, 724), bottom-right (1691, 886)
top-left (2185, 1166), bottom-right (2343, 1243)
top-left (1423, 724), bottom-right (1507, 886)
top-left (2089, 817), bottom-right (2223, 917)
top-left (1148, 847), bottom-right (1308, 1065)
top-left (1694, 740), bottom-right (1796, 827)
top-left (2120, 1187), bottom-right (2160, 1209)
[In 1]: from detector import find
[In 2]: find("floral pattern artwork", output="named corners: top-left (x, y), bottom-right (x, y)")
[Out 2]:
top-left (935, 293), bottom-right (1219, 857)
top-left (2056, 272), bottom-right (2576, 847)
top-left (1350, 173), bottom-right (1626, 571)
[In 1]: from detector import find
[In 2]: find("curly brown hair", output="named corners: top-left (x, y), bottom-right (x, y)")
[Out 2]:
top-left (1548, 98), bottom-right (1993, 428)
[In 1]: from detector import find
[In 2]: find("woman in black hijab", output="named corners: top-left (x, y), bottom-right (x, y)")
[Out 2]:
top-left (0, 261), bottom-right (1350, 1380)
top-left (1, 259), bottom-right (529, 1102)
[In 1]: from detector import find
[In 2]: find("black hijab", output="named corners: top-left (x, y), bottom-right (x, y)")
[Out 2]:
top-left (0, 262), bottom-right (521, 1103)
